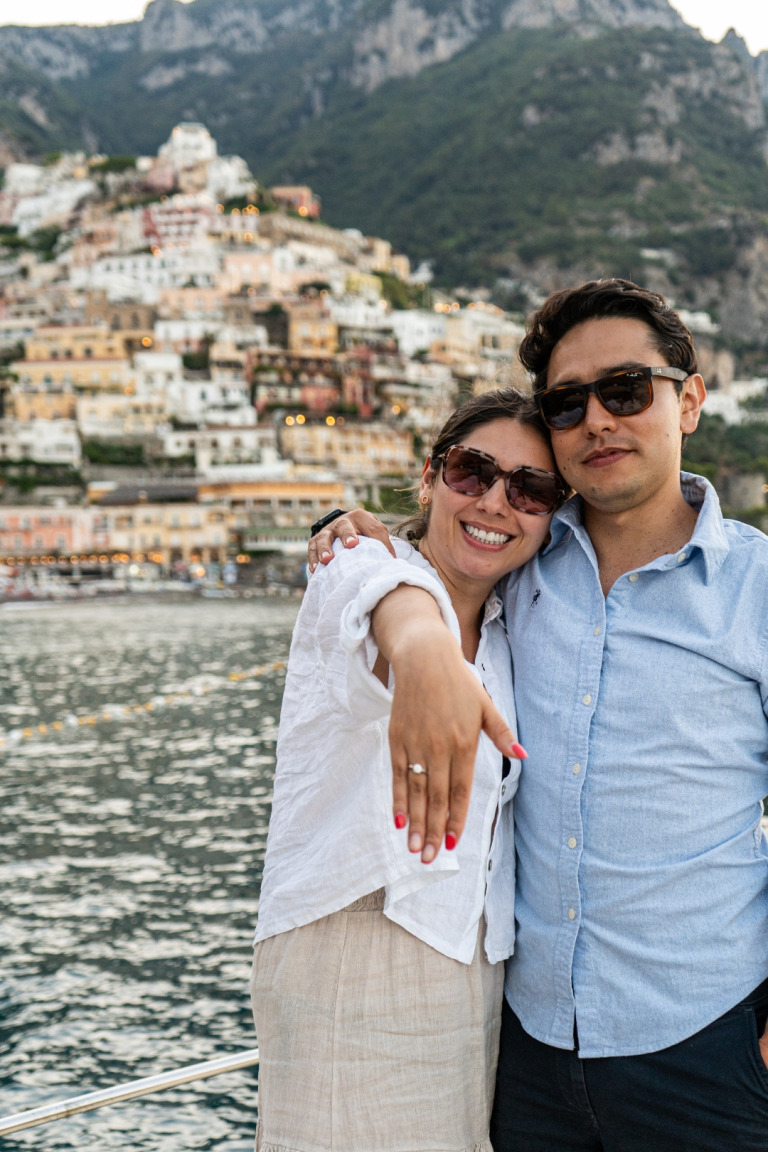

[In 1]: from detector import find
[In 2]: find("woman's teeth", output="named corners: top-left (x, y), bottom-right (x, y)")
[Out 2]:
top-left (463, 524), bottom-right (512, 546)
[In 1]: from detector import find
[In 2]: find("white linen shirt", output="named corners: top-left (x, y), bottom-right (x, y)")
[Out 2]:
top-left (254, 535), bottom-right (521, 964)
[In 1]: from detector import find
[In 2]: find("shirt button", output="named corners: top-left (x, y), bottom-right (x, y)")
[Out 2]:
top-left (488, 859), bottom-right (493, 872)
top-left (568, 908), bottom-right (576, 920)
top-left (501, 783), bottom-right (506, 795)
top-left (582, 694), bottom-right (592, 706)
top-left (676, 553), bottom-right (686, 564)
top-left (568, 837), bottom-right (577, 849)
top-left (629, 573), bottom-right (639, 582)
top-left (593, 625), bottom-right (601, 636)
top-left (573, 763), bottom-right (581, 775)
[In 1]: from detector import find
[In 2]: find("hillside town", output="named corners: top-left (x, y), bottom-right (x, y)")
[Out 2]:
top-left (0, 121), bottom-right (766, 594)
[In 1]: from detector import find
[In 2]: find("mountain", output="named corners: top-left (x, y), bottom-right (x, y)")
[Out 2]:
top-left (1, 0), bottom-right (768, 344)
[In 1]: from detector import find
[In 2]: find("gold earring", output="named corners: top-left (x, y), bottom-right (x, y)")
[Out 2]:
top-left (420, 495), bottom-right (431, 507)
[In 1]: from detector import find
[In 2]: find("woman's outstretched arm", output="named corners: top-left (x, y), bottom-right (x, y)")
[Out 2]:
top-left (372, 585), bottom-right (519, 865)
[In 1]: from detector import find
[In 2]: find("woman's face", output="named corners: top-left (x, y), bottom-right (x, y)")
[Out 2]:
top-left (420, 417), bottom-right (557, 593)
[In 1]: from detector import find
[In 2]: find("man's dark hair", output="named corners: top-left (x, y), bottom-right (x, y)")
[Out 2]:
top-left (520, 279), bottom-right (699, 394)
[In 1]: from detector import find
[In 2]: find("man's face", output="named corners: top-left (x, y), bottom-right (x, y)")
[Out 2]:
top-left (543, 316), bottom-right (705, 516)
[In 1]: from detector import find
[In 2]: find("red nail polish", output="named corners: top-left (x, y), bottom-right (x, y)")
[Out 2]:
top-left (511, 742), bottom-right (528, 760)
top-left (445, 832), bottom-right (457, 850)
top-left (395, 812), bottom-right (407, 830)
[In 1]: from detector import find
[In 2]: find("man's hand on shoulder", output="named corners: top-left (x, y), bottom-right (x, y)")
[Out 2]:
top-left (308, 509), bottom-right (394, 572)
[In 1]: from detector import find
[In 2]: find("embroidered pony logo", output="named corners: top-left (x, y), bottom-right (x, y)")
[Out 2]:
top-left (530, 588), bottom-right (541, 608)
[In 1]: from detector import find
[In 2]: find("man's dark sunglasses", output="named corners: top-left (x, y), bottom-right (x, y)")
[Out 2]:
top-left (535, 366), bottom-right (691, 431)
top-left (435, 445), bottom-right (568, 516)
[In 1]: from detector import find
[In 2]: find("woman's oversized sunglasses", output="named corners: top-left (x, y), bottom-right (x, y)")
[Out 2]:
top-left (434, 445), bottom-right (568, 516)
top-left (535, 366), bottom-right (690, 431)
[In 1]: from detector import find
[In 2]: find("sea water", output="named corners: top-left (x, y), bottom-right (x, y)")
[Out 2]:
top-left (0, 597), bottom-right (299, 1151)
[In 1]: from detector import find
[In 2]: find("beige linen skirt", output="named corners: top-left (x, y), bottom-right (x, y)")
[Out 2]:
top-left (250, 889), bottom-right (503, 1152)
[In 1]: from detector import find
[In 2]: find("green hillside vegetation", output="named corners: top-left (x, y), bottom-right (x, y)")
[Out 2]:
top-left (55, 32), bottom-right (350, 162)
top-left (1, 15), bottom-right (768, 324)
top-left (4, 22), bottom-right (767, 295)
top-left (683, 412), bottom-right (768, 476)
top-left (264, 26), bottom-right (768, 288)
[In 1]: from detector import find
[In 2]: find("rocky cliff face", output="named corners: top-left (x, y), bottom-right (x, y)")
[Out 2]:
top-left (499, 0), bottom-right (683, 31)
top-left (350, 0), bottom-right (684, 90)
top-left (0, 21), bottom-right (134, 81)
top-left (0, 0), bottom-right (686, 93)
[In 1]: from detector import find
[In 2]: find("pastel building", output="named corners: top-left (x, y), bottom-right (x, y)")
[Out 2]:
top-left (279, 421), bottom-right (415, 478)
top-left (0, 507), bottom-right (93, 558)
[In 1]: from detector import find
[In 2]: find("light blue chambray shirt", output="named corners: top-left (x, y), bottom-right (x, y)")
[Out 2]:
top-left (503, 473), bottom-right (768, 1058)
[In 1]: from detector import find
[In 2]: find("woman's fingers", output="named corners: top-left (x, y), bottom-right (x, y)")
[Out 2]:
top-left (481, 696), bottom-right (524, 760)
top-left (385, 624), bottom-right (518, 864)
top-left (420, 757), bottom-right (451, 864)
top-left (442, 740), bottom-right (476, 855)
top-left (390, 737), bottom-right (410, 833)
top-left (406, 761), bottom-right (430, 858)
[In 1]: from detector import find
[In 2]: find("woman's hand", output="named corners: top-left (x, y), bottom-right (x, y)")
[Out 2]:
top-left (374, 587), bottom-right (520, 864)
top-left (308, 509), bottom-right (394, 572)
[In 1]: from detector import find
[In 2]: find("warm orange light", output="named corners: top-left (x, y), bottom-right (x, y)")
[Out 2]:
top-left (141, 336), bottom-right (153, 347)
top-left (298, 206), bottom-right (309, 217)
top-left (296, 413), bottom-right (306, 424)
top-left (325, 415), bottom-right (336, 426)
top-left (285, 415), bottom-right (295, 425)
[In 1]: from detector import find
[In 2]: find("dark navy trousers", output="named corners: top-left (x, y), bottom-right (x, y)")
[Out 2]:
top-left (490, 979), bottom-right (768, 1151)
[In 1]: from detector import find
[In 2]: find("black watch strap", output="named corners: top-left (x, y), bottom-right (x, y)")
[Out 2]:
top-left (310, 508), bottom-right (347, 539)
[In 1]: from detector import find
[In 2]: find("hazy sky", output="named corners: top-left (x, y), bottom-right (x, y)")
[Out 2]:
top-left (0, 0), bottom-right (766, 55)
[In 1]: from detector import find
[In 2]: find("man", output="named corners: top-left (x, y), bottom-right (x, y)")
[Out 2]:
top-left (309, 280), bottom-right (768, 1149)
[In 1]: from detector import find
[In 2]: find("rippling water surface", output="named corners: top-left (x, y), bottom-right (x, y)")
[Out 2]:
top-left (0, 597), bottom-right (300, 1151)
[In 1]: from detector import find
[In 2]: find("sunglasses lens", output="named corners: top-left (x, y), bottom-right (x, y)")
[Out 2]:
top-left (507, 468), bottom-right (563, 515)
top-left (539, 369), bottom-right (652, 429)
top-left (539, 387), bottom-right (585, 430)
top-left (442, 448), bottom-right (495, 495)
top-left (599, 370), bottom-right (651, 415)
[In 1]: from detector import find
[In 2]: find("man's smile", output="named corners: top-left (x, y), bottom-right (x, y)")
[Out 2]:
top-left (581, 446), bottom-right (633, 468)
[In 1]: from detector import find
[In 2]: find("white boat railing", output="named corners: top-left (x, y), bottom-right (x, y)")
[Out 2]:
top-left (0, 1048), bottom-right (260, 1137)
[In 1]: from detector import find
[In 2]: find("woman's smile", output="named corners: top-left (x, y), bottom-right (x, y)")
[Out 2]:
top-left (461, 521), bottom-right (515, 549)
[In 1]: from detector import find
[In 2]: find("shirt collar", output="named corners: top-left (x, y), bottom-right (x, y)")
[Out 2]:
top-left (545, 472), bottom-right (730, 583)
top-left (483, 589), bottom-right (504, 626)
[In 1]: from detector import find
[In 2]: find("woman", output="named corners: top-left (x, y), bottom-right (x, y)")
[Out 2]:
top-left (251, 389), bottom-right (566, 1152)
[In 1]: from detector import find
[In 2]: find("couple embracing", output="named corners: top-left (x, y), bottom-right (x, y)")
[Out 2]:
top-left (250, 279), bottom-right (768, 1152)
